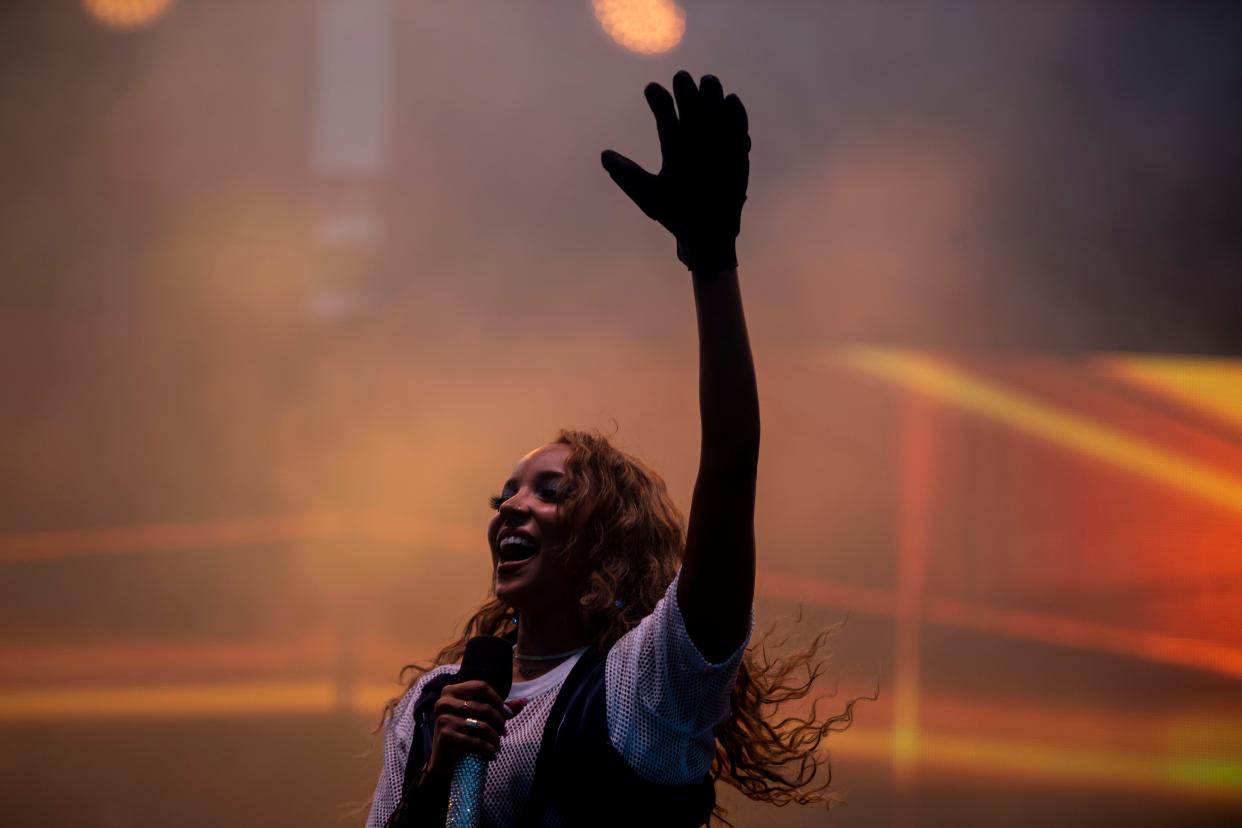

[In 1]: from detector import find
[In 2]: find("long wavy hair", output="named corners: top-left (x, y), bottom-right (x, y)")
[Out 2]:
top-left (377, 428), bottom-right (867, 825)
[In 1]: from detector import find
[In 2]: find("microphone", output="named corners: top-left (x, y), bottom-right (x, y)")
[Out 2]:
top-left (445, 636), bottom-right (514, 828)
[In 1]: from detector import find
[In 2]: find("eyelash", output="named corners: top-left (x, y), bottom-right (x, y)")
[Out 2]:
top-left (488, 485), bottom-right (560, 511)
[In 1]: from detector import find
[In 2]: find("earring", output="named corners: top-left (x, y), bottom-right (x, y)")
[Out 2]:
top-left (613, 599), bottom-right (625, 610)
top-left (512, 610), bottom-right (519, 625)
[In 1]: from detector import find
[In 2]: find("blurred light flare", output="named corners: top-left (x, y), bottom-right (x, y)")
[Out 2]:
top-left (838, 347), bottom-right (1242, 516)
top-left (0, 679), bottom-right (336, 720)
top-left (1099, 354), bottom-right (1242, 432)
top-left (893, 393), bottom-right (936, 782)
top-left (83, 0), bottom-right (173, 30)
top-left (3, 679), bottom-right (1239, 800)
top-left (593, 0), bottom-right (685, 55)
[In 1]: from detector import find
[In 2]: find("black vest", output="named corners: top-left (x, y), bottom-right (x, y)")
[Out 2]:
top-left (393, 646), bottom-right (716, 827)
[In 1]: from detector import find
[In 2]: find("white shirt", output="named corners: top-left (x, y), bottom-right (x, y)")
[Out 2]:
top-left (365, 570), bottom-right (752, 827)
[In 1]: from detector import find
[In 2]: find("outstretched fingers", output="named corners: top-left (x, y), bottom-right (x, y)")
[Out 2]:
top-left (600, 150), bottom-right (661, 220)
top-left (672, 69), bottom-right (701, 137)
top-left (724, 93), bottom-right (751, 153)
top-left (600, 70), bottom-right (749, 257)
top-left (644, 82), bottom-right (680, 169)
top-left (699, 74), bottom-right (724, 128)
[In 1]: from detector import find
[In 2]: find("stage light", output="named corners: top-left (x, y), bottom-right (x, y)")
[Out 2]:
top-left (593, 0), bottom-right (685, 55)
top-left (83, 0), bottom-right (174, 31)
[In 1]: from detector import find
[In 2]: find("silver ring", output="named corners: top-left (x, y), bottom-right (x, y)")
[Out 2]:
top-left (465, 717), bottom-right (481, 730)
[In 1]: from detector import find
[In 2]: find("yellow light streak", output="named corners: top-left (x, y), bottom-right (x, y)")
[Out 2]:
top-left (830, 728), bottom-right (1242, 799)
top-left (918, 734), bottom-right (1236, 798)
top-left (837, 346), bottom-right (1242, 516)
top-left (0, 679), bottom-right (414, 722)
top-left (1099, 354), bottom-right (1242, 432)
top-left (0, 679), bottom-right (337, 721)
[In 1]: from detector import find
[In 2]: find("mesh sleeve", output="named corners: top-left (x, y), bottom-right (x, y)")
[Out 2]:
top-left (604, 570), bottom-right (754, 784)
top-left (364, 665), bottom-right (456, 828)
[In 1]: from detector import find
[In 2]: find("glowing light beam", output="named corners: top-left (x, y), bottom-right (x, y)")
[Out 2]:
top-left (1098, 354), bottom-right (1242, 433)
top-left (837, 347), bottom-right (1242, 516)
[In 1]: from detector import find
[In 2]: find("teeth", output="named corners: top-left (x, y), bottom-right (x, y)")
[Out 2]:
top-left (499, 536), bottom-right (535, 551)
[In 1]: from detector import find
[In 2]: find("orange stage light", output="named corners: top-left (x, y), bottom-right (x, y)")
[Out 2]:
top-left (83, 0), bottom-right (174, 31)
top-left (593, 0), bottom-right (685, 55)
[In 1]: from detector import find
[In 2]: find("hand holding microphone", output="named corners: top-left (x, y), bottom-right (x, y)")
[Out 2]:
top-left (422, 637), bottom-right (521, 828)
top-left (422, 681), bottom-right (514, 775)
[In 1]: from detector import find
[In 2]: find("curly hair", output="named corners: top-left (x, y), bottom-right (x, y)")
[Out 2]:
top-left (377, 428), bottom-right (867, 825)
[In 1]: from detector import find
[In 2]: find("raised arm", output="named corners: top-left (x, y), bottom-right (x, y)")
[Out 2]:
top-left (680, 265), bottom-right (758, 660)
top-left (601, 71), bottom-right (756, 662)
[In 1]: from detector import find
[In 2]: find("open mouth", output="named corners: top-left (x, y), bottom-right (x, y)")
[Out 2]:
top-left (496, 534), bottom-right (539, 573)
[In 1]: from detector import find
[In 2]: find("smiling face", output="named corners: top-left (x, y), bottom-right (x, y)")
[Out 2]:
top-left (486, 442), bottom-right (590, 610)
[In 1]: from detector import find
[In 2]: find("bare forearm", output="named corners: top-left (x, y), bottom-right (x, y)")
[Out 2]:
top-left (691, 267), bottom-right (760, 469)
top-left (678, 266), bottom-right (759, 662)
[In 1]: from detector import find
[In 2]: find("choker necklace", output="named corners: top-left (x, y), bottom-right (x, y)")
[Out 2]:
top-left (513, 646), bottom-right (586, 662)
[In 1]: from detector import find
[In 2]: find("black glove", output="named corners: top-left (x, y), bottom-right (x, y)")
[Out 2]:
top-left (601, 70), bottom-right (750, 274)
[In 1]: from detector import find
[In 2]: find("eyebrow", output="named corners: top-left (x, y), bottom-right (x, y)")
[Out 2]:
top-left (500, 470), bottom-right (564, 490)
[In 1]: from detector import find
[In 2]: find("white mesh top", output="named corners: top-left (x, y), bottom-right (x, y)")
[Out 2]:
top-left (364, 570), bottom-right (752, 828)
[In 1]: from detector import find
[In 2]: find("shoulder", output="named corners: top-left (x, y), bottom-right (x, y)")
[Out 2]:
top-left (608, 568), bottom-right (752, 669)
top-left (388, 663), bottom-right (459, 744)
top-left (398, 662), bottom-right (458, 705)
top-left (602, 569), bottom-right (751, 783)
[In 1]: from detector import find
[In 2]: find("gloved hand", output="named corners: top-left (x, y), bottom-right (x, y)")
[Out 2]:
top-left (601, 70), bottom-right (750, 274)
